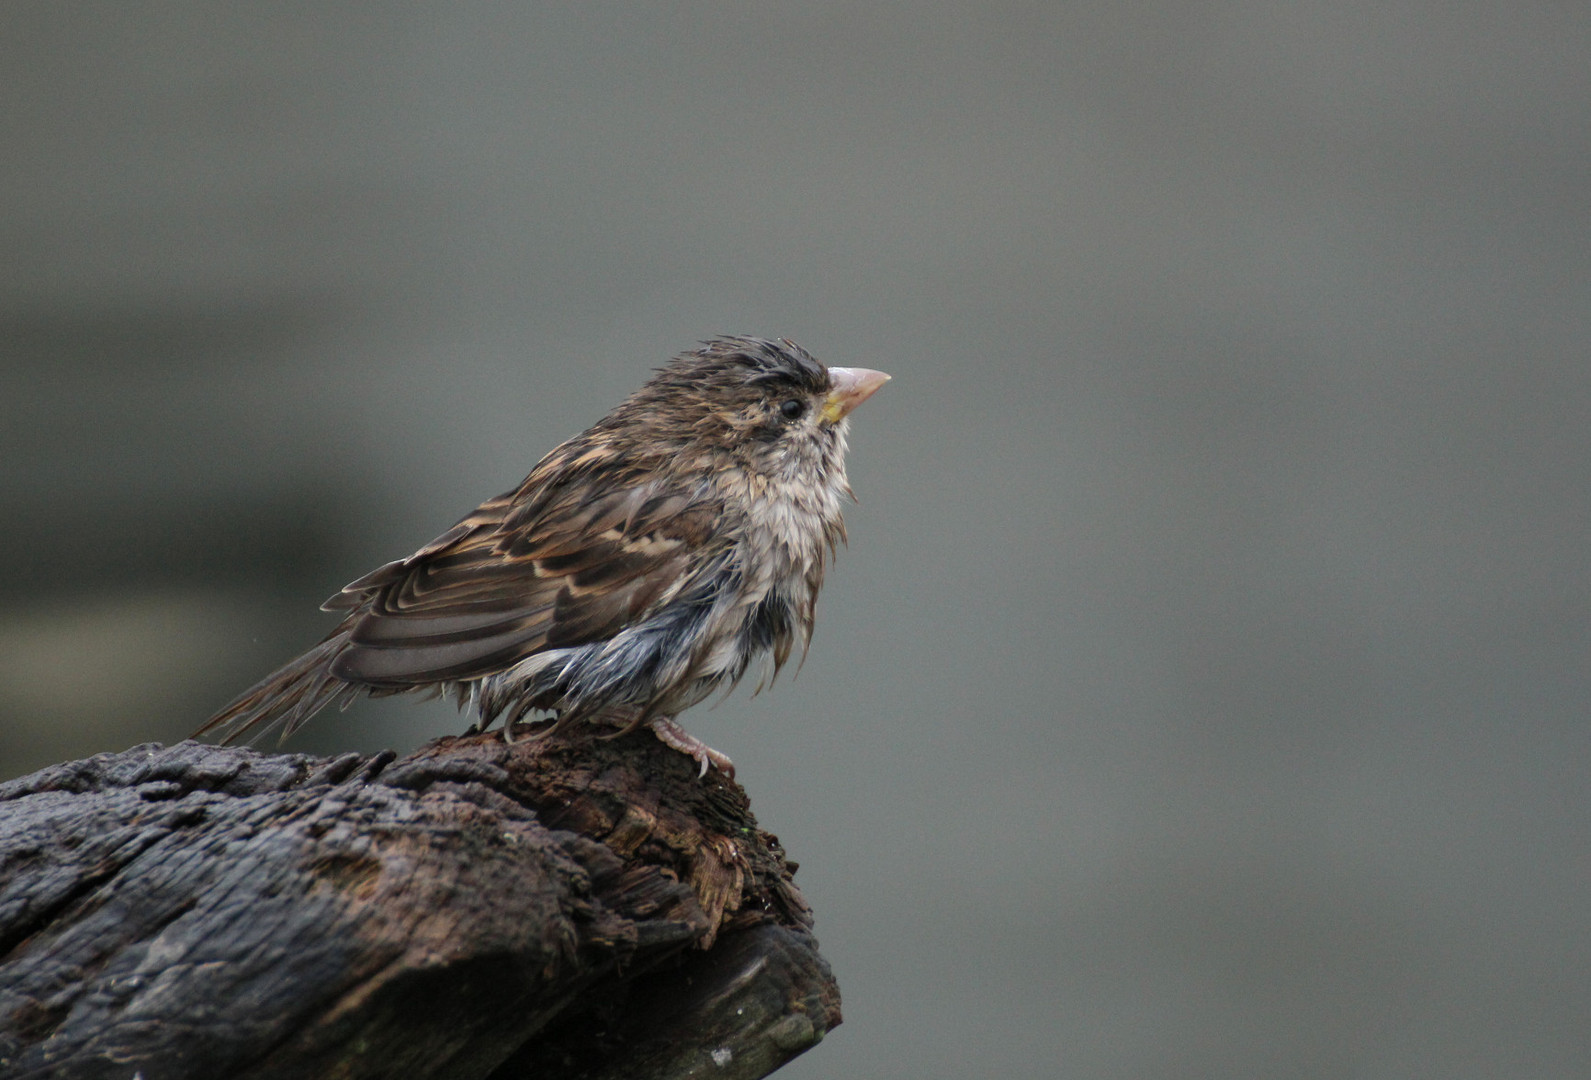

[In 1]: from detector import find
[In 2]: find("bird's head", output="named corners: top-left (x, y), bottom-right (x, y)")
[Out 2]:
top-left (611, 337), bottom-right (889, 480)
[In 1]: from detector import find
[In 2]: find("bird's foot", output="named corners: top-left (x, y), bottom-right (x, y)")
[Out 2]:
top-left (648, 717), bottom-right (735, 780)
top-left (500, 713), bottom-right (555, 745)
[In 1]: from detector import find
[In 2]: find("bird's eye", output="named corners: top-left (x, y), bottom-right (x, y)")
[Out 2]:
top-left (779, 399), bottom-right (807, 420)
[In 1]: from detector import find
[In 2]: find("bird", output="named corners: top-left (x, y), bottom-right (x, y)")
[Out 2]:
top-left (194, 336), bottom-right (889, 776)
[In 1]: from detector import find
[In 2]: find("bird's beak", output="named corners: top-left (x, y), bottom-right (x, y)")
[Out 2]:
top-left (821, 367), bottom-right (891, 424)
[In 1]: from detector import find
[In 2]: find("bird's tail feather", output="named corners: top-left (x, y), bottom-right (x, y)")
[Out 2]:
top-left (192, 624), bottom-right (360, 745)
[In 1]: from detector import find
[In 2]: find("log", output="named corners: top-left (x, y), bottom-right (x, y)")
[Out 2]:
top-left (0, 725), bottom-right (840, 1080)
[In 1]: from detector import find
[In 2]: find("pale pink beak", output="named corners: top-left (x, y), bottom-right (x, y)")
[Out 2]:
top-left (822, 367), bottom-right (891, 423)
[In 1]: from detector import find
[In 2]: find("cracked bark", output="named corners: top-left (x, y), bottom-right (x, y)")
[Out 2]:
top-left (0, 726), bottom-right (839, 1080)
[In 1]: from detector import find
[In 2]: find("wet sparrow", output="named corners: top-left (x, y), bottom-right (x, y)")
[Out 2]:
top-left (195, 337), bottom-right (888, 776)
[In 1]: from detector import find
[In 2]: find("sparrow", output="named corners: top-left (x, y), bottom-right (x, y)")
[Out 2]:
top-left (195, 337), bottom-right (889, 776)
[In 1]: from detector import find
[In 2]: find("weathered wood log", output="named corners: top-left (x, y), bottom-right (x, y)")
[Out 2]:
top-left (0, 726), bottom-right (840, 1080)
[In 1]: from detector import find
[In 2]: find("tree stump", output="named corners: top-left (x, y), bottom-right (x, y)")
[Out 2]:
top-left (0, 726), bottom-right (840, 1080)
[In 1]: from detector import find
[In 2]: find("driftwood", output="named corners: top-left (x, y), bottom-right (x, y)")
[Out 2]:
top-left (0, 726), bottom-right (840, 1080)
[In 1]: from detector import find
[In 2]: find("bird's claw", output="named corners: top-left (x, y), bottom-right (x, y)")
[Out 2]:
top-left (648, 717), bottom-right (735, 780)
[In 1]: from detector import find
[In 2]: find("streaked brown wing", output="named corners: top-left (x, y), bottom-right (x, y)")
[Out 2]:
top-left (328, 479), bottom-right (722, 685)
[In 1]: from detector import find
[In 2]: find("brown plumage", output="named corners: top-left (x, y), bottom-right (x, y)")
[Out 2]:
top-left (194, 337), bottom-right (888, 775)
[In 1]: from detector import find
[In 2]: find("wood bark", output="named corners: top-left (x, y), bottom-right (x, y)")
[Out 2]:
top-left (0, 726), bottom-right (840, 1080)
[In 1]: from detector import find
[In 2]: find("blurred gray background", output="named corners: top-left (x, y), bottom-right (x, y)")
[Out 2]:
top-left (3, 3), bottom-right (1588, 1077)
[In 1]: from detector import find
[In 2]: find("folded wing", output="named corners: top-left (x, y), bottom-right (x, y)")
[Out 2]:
top-left (197, 473), bottom-right (722, 743)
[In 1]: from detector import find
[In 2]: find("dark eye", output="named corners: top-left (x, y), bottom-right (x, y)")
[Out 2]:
top-left (779, 399), bottom-right (807, 420)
